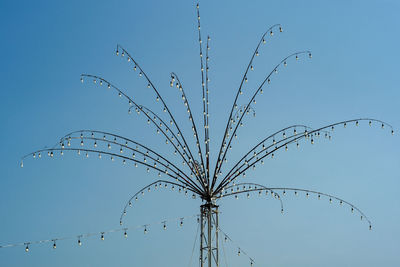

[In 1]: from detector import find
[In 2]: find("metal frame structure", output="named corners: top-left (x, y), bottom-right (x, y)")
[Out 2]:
top-left (200, 202), bottom-right (219, 267)
top-left (20, 2), bottom-right (395, 266)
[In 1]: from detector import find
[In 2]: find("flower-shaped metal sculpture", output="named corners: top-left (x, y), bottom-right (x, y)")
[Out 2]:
top-left (21, 3), bottom-right (394, 267)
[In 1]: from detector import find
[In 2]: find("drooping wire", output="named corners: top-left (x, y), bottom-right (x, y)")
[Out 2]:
top-left (0, 214), bottom-right (198, 250)
top-left (187, 221), bottom-right (200, 267)
top-left (218, 227), bottom-right (255, 265)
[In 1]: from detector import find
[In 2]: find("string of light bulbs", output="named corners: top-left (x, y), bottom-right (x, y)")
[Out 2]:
top-left (0, 214), bottom-right (199, 252)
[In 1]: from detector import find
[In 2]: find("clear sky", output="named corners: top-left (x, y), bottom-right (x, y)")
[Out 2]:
top-left (0, 0), bottom-right (399, 266)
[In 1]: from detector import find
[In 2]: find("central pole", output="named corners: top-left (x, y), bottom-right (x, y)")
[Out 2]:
top-left (200, 202), bottom-right (219, 267)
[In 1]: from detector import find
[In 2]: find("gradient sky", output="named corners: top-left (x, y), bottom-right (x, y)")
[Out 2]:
top-left (0, 0), bottom-right (399, 266)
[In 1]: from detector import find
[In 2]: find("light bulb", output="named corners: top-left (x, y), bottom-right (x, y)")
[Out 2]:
top-left (101, 234), bottom-right (104, 240)
top-left (25, 245), bottom-right (29, 252)
top-left (78, 239), bottom-right (81, 246)
top-left (124, 231), bottom-right (128, 238)
top-left (53, 241), bottom-right (56, 249)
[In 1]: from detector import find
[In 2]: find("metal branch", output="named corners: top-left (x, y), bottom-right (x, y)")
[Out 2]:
top-left (80, 74), bottom-right (199, 182)
top-left (131, 105), bottom-right (193, 165)
top-left (115, 45), bottom-right (200, 182)
top-left (222, 125), bottom-right (317, 181)
top-left (205, 35), bottom-right (211, 182)
top-left (58, 131), bottom-right (189, 180)
top-left (217, 118), bottom-right (393, 191)
top-left (212, 24), bottom-right (283, 189)
top-left (120, 180), bottom-right (198, 225)
top-left (222, 183), bottom-right (372, 229)
top-left (213, 51), bottom-right (312, 188)
top-left (170, 72), bottom-right (207, 190)
top-left (22, 147), bottom-right (203, 195)
top-left (196, 3), bottom-right (207, 186)
top-left (216, 183), bottom-right (284, 213)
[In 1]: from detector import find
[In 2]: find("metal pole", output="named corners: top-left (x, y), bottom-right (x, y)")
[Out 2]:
top-left (200, 202), bottom-right (219, 267)
top-left (200, 205), bottom-right (204, 267)
top-left (208, 204), bottom-right (212, 267)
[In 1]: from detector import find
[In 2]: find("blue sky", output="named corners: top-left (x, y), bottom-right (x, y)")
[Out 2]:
top-left (0, 0), bottom-right (399, 266)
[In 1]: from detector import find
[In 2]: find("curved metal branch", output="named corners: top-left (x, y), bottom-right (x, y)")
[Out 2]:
top-left (119, 180), bottom-right (197, 225)
top-left (22, 147), bottom-right (203, 195)
top-left (80, 74), bottom-right (199, 183)
top-left (217, 118), bottom-right (393, 191)
top-left (216, 183), bottom-right (284, 214)
top-left (170, 72), bottom-right (206, 189)
top-left (58, 132), bottom-right (189, 180)
top-left (212, 23), bottom-right (283, 189)
top-left (213, 51), bottom-right (312, 188)
top-left (115, 45), bottom-right (200, 182)
top-left (222, 125), bottom-right (321, 181)
top-left (222, 183), bottom-right (372, 229)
